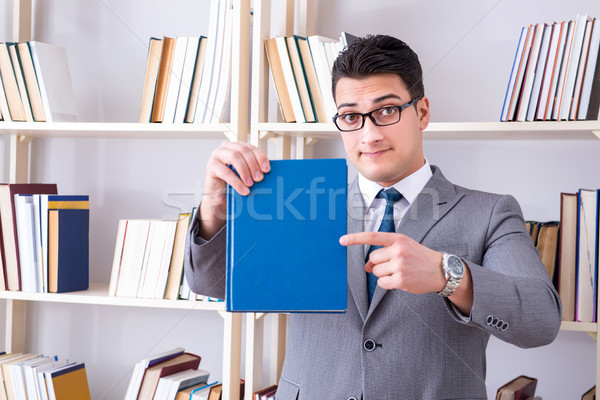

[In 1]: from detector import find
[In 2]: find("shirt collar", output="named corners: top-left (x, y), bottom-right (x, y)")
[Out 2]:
top-left (358, 159), bottom-right (433, 209)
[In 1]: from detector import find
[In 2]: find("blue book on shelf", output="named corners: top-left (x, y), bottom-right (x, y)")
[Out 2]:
top-left (225, 159), bottom-right (348, 312)
top-left (48, 208), bottom-right (89, 293)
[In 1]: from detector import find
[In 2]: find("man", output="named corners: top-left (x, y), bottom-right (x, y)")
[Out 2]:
top-left (185, 34), bottom-right (561, 399)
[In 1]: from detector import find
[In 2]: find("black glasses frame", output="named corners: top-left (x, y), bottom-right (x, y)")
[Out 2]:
top-left (332, 96), bottom-right (423, 132)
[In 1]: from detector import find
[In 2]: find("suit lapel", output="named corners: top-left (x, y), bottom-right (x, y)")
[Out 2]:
top-left (347, 179), bottom-right (369, 322)
top-left (367, 166), bottom-right (465, 316)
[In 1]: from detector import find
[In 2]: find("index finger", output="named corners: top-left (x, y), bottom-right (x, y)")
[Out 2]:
top-left (339, 231), bottom-right (397, 247)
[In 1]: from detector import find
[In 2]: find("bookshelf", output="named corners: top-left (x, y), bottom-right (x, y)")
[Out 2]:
top-left (247, 0), bottom-right (600, 398)
top-left (1, 0), bottom-right (251, 399)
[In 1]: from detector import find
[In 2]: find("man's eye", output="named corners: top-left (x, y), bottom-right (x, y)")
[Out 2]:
top-left (378, 107), bottom-right (397, 116)
top-left (342, 114), bottom-right (360, 123)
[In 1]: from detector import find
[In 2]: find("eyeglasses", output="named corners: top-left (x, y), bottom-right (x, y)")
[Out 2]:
top-left (332, 97), bottom-right (422, 132)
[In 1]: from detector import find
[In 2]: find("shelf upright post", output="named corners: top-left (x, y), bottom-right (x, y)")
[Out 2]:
top-left (219, 311), bottom-right (242, 400)
top-left (228, 0), bottom-right (251, 143)
top-left (4, 0), bottom-right (33, 355)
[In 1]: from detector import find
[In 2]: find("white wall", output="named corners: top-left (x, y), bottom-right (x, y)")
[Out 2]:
top-left (2, 0), bottom-right (600, 398)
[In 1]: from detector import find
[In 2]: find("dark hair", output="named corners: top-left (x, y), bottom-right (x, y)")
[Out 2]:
top-left (331, 34), bottom-right (425, 102)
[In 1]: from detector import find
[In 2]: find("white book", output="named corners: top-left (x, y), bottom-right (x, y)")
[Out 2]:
top-left (576, 189), bottom-right (598, 323)
top-left (516, 23), bottom-right (545, 121)
top-left (163, 369), bottom-right (210, 400)
top-left (34, 359), bottom-right (72, 400)
top-left (108, 219), bottom-right (127, 297)
top-left (506, 24), bottom-right (534, 121)
top-left (536, 21), bottom-right (562, 121)
top-left (570, 18), bottom-right (595, 120)
top-left (526, 23), bottom-right (552, 121)
top-left (307, 36), bottom-right (338, 120)
top-left (136, 220), bottom-right (157, 298)
top-left (174, 36), bottom-right (200, 123)
top-left (195, 0), bottom-right (222, 123)
top-left (153, 220), bottom-right (177, 299)
top-left (116, 219), bottom-right (151, 297)
top-left (203, 0), bottom-right (229, 123)
top-left (578, 18), bottom-right (600, 120)
top-left (21, 356), bottom-right (52, 400)
top-left (14, 194), bottom-right (38, 293)
top-left (210, 2), bottom-right (233, 123)
top-left (275, 36), bottom-right (306, 123)
top-left (552, 20), bottom-right (575, 120)
top-left (163, 37), bottom-right (189, 123)
top-left (139, 220), bottom-right (176, 299)
top-left (28, 41), bottom-right (78, 122)
top-left (559, 14), bottom-right (592, 120)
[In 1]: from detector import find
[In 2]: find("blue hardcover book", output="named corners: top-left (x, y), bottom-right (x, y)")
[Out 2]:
top-left (48, 208), bottom-right (89, 293)
top-left (226, 159), bottom-right (347, 312)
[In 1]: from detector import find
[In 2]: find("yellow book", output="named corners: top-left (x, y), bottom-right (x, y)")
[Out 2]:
top-left (45, 362), bottom-right (91, 400)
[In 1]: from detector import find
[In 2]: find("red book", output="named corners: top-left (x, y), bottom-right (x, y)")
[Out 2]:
top-left (136, 352), bottom-right (201, 400)
top-left (0, 183), bottom-right (58, 291)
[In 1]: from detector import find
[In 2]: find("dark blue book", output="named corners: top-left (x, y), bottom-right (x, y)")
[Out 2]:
top-left (48, 208), bottom-right (89, 293)
top-left (226, 159), bottom-right (347, 312)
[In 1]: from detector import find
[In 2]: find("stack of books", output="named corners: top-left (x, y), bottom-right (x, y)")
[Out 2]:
top-left (265, 32), bottom-right (357, 123)
top-left (501, 14), bottom-right (600, 122)
top-left (125, 347), bottom-right (219, 400)
top-left (0, 41), bottom-right (77, 123)
top-left (0, 351), bottom-right (91, 400)
top-left (139, 0), bottom-right (233, 124)
top-left (109, 212), bottom-right (203, 301)
top-left (0, 184), bottom-right (90, 294)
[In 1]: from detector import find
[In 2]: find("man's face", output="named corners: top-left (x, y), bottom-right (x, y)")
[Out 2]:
top-left (334, 73), bottom-right (430, 187)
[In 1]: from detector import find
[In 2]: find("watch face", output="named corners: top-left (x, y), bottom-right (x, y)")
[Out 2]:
top-left (447, 255), bottom-right (464, 277)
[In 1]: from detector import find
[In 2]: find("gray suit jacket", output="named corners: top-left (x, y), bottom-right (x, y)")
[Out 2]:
top-left (185, 165), bottom-right (562, 400)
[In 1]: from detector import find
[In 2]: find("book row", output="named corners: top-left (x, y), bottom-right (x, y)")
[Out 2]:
top-left (265, 32), bottom-right (357, 124)
top-left (0, 184), bottom-right (89, 294)
top-left (501, 14), bottom-right (600, 122)
top-left (125, 347), bottom-right (220, 400)
top-left (535, 190), bottom-right (600, 323)
top-left (0, 41), bottom-right (77, 123)
top-left (108, 213), bottom-right (212, 301)
top-left (139, 0), bottom-right (233, 124)
top-left (0, 352), bottom-right (90, 400)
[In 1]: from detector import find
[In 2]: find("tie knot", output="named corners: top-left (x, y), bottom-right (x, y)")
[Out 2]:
top-left (377, 188), bottom-right (402, 204)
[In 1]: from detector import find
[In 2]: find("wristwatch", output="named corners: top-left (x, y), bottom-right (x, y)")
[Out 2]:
top-left (438, 253), bottom-right (465, 298)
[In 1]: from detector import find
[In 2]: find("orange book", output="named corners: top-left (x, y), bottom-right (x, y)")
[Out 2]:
top-left (150, 36), bottom-right (176, 123)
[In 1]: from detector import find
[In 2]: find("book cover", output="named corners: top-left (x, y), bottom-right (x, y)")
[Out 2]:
top-left (136, 352), bottom-right (201, 400)
top-left (558, 192), bottom-right (578, 321)
top-left (139, 37), bottom-right (164, 123)
top-left (36, 194), bottom-right (89, 293)
top-left (45, 362), bottom-right (91, 400)
top-left (48, 208), bottom-right (89, 293)
top-left (226, 159), bottom-right (347, 312)
top-left (286, 36), bottom-right (316, 122)
top-left (28, 41), bottom-right (78, 122)
top-left (16, 42), bottom-right (46, 121)
top-left (496, 375), bottom-right (537, 400)
top-left (0, 183), bottom-right (58, 291)
top-left (151, 36), bottom-right (176, 123)
top-left (124, 347), bottom-right (185, 400)
top-left (7, 43), bottom-right (34, 122)
top-left (0, 43), bottom-right (26, 121)
top-left (265, 37), bottom-right (296, 122)
top-left (575, 188), bottom-right (599, 322)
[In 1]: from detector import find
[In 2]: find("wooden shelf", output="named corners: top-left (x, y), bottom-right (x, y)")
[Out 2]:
top-left (0, 282), bottom-right (226, 311)
top-left (256, 121), bottom-right (600, 140)
top-left (0, 122), bottom-right (237, 140)
top-left (561, 321), bottom-right (598, 333)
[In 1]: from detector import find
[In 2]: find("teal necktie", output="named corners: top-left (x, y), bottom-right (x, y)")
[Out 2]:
top-left (366, 188), bottom-right (402, 303)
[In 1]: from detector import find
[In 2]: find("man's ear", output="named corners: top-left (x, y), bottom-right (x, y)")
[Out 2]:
top-left (417, 97), bottom-right (430, 131)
